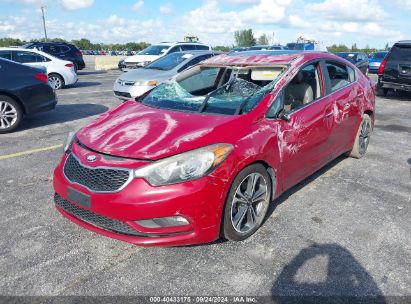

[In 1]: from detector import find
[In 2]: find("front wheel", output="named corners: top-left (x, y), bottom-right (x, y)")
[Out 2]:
top-left (346, 114), bottom-right (372, 159)
top-left (222, 164), bottom-right (272, 241)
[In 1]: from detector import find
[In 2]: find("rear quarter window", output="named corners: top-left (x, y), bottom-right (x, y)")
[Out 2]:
top-left (0, 51), bottom-right (12, 60)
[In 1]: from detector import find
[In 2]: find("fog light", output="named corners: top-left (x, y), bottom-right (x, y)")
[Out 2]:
top-left (136, 216), bottom-right (189, 228)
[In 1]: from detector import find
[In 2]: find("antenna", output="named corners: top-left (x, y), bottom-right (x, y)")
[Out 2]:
top-left (41, 6), bottom-right (48, 42)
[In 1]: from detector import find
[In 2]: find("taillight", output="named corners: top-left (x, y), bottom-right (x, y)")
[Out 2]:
top-left (65, 63), bottom-right (73, 68)
top-left (34, 73), bottom-right (48, 83)
top-left (378, 58), bottom-right (387, 75)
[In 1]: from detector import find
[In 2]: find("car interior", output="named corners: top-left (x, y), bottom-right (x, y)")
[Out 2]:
top-left (283, 64), bottom-right (321, 112)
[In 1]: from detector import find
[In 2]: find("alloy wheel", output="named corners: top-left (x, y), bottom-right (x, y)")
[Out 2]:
top-left (49, 76), bottom-right (62, 89)
top-left (231, 172), bottom-right (269, 233)
top-left (359, 119), bottom-right (371, 155)
top-left (0, 100), bottom-right (18, 130)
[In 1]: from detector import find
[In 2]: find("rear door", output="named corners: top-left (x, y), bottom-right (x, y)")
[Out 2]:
top-left (383, 44), bottom-right (411, 85)
top-left (323, 60), bottom-right (361, 154)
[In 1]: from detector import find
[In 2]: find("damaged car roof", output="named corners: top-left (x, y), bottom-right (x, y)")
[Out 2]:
top-left (201, 51), bottom-right (330, 67)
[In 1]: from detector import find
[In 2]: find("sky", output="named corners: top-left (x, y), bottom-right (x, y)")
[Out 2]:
top-left (0, 0), bottom-right (410, 48)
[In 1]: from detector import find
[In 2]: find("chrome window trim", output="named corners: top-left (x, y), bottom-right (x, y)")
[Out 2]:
top-left (63, 153), bottom-right (134, 194)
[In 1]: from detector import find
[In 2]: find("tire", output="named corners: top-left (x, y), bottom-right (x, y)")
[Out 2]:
top-left (377, 83), bottom-right (388, 96)
top-left (346, 114), bottom-right (372, 159)
top-left (0, 95), bottom-right (23, 134)
top-left (222, 163), bottom-right (272, 241)
top-left (48, 73), bottom-right (64, 90)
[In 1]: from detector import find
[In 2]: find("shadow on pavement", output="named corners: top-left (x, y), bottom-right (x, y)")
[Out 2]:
top-left (266, 155), bottom-right (346, 219)
top-left (68, 81), bottom-right (102, 88)
top-left (18, 103), bottom-right (108, 131)
top-left (271, 243), bottom-right (385, 303)
top-left (384, 90), bottom-right (411, 101)
top-left (77, 71), bottom-right (107, 75)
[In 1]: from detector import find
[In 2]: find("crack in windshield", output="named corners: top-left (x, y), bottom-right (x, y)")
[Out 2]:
top-left (140, 66), bottom-right (285, 115)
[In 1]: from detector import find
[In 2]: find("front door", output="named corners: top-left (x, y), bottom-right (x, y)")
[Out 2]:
top-left (277, 62), bottom-right (335, 190)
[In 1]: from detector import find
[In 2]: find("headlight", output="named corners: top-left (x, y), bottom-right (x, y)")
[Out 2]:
top-left (134, 144), bottom-right (233, 186)
top-left (63, 131), bottom-right (77, 153)
top-left (133, 80), bottom-right (157, 86)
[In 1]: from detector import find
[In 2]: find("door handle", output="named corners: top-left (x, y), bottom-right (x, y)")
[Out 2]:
top-left (357, 92), bottom-right (364, 98)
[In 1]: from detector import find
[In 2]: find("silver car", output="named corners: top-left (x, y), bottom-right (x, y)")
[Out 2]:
top-left (113, 51), bottom-right (221, 100)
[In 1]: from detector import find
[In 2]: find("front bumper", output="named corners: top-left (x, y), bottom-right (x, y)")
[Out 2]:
top-left (53, 144), bottom-right (231, 246)
top-left (113, 83), bottom-right (154, 100)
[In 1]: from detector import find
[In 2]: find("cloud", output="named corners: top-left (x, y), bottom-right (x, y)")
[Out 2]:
top-left (160, 3), bottom-right (173, 14)
top-left (0, 0), bottom-right (406, 48)
top-left (225, 0), bottom-right (259, 3)
top-left (239, 0), bottom-right (293, 24)
top-left (389, 0), bottom-right (411, 10)
top-left (60, 0), bottom-right (94, 10)
top-left (306, 0), bottom-right (387, 22)
top-left (132, 0), bottom-right (144, 11)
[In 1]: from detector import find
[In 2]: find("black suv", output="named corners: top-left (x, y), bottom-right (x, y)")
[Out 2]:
top-left (377, 41), bottom-right (411, 96)
top-left (22, 42), bottom-right (85, 71)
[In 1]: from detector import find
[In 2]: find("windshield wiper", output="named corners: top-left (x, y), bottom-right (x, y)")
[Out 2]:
top-left (198, 77), bottom-right (237, 113)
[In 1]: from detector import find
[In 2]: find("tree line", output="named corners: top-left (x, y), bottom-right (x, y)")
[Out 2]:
top-left (0, 30), bottom-right (391, 55)
top-left (0, 37), bottom-right (150, 51)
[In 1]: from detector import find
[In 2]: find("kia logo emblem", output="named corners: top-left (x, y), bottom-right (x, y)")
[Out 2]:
top-left (86, 155), bottom-right (97, 162)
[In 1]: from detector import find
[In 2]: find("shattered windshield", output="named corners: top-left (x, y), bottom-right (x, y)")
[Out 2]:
top-left (141, 66), bottom-right (285, 115)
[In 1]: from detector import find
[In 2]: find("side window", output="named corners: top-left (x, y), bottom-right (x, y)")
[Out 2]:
top-left (180, 45), bottom-right (195, 51)
top-left (0, 51), bottom-right (12, 60)
top-left (326, 61), bottom-right (353, 92)
top-left (178, 54), bottom-right (213, 72)
top-left (283, 63), bottom-right (322, 113)
top-left (13, 51), bottom-right (38, 63)
top-left (168, 46), bottom-right (182, 53)
top-left (179, 67), bottom-right (219, 93)
top-left (266, 92), bottom-right (283, 118)
top-left (347, 66), bottom-right (356, 82)
top-left (60, 45), bottom-right (70, 53)
top-left (195, 45), bottom-right (210, 50)
top-left (43, 45), bottom-right (60, 54)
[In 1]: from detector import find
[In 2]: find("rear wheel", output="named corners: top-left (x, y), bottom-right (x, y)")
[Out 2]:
top-left (0, 95), bottom-right (23, 134)
top-left (346, 114), bottom-right (372, 159)
top-left (222, 164), bottom-right (272, 241)
top-left (377, 82), bottom-right (388, 96)
top-left (48, 73), bottom-right (64, 90)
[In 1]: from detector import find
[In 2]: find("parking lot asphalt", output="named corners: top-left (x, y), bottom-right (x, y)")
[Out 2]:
top-left (0, 56), bottom-right (410, 298)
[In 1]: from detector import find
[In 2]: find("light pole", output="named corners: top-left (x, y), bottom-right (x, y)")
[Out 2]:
top-left (41, 6), bottom-right (48, 42)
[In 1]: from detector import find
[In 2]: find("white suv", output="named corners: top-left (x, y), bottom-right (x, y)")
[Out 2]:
top-left (123, 42), bottom-right (211, 71)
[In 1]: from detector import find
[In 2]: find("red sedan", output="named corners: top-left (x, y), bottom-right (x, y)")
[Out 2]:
top-left (53, 51), bottom-right (375, 246)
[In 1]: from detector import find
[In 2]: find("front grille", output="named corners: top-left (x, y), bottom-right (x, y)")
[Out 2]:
top-left (63, 154), bottom-right (131, 192)
top-left (114, 91), bottom-right (131, 98)
top-left (125, 63), bottom-right (138, 69)
top-left (55, 194), bottom-right (144, 236)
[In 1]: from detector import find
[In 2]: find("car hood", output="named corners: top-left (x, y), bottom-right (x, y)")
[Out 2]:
top-left (76, 101), bottom-right (241, 160)
top-left (117, 68), bottom-right (173, 82)
top-left (124, 55), bottom-right (160, 63)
